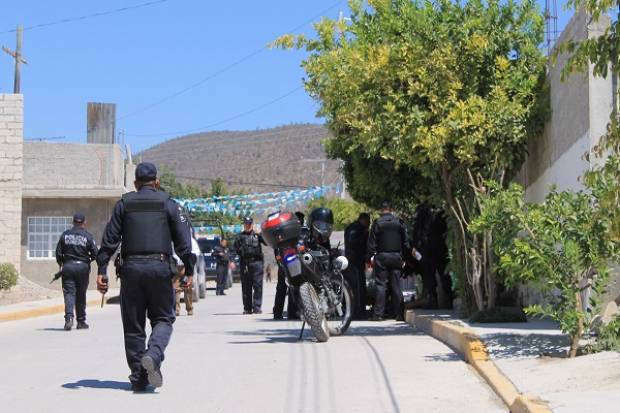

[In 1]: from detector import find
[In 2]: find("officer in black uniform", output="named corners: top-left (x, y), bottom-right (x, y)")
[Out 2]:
top-left (233, 217), bottom-right (266, 314)
top-left (272, 212), bottom-right (304, 320)
top-left (95, 162), bottom-right (195, 392)
top-left (213, 238), bottom-right (229, 296)
top-left (55, 212), bottom-right (98, 331)
top-left (344, 212), bottom-right (371, 320)
top-left (368, 201), bottom-right (410, 321)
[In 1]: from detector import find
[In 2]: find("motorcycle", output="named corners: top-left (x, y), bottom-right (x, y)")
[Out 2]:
top-left (262, 211), bottom-right (353, 342)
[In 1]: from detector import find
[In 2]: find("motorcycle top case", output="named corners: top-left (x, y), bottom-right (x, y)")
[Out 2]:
top-left (261, 211), bottom-right (301, 249)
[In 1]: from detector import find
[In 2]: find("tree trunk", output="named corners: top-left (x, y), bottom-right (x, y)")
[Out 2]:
top-left (569, 291), bottom-right (584, 358)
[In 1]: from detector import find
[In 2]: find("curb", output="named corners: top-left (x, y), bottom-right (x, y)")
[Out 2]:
top-left (0, 298), bottom-right (103, 323)
top-left (405, 310), bottom-right (552, 413)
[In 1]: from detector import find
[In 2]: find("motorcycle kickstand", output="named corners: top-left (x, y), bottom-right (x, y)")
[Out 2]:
top-left (298, 321), bottom-right (306, 341)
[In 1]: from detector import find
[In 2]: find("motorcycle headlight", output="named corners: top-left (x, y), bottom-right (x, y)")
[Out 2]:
top-left (333, 256), bottom-right (348, 271)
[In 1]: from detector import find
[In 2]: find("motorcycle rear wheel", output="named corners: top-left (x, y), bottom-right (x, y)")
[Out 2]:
top-left (299, 282), bottom-right (330, 342)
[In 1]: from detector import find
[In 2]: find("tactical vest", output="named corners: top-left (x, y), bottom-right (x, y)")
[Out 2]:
top-left (376, 214), bottom-right (403, 253)
top-left (239, 232), bottom-right (262, 260)
top-left (121, 190), bottom-right (173, 257)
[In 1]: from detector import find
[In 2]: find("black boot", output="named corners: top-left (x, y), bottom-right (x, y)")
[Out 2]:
top-left (64, 317), bottom-right (74, 331)
top-left (76, 321), bottom-right (89, 329)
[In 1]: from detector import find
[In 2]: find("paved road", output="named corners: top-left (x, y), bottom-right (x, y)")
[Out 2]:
top-left (0, 282), bottom-right (504, 413)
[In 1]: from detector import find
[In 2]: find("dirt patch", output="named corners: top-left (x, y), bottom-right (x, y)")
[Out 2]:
top-left (0, 276), bottom-right (62, 306)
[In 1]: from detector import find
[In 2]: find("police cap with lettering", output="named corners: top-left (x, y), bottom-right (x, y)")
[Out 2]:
top-left (135, 162), bottom-right (158, 182)
top-left (73, 212), bottom-right (86, 224)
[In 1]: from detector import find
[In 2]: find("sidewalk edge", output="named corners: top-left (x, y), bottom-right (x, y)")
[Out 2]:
top-left (405, 310), bottom-right (552, 413)
top-left (0, 298), bottom-right (101, 323)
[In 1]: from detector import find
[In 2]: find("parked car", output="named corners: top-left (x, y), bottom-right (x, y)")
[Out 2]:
top-left (197, 235), bottom-right (220, 281)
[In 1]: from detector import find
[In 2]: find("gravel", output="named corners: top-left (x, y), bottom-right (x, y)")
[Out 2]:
top-left (0, 276), bottom-right (62, 306)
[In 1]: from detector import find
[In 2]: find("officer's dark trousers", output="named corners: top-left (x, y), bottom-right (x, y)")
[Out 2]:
top-left (273, 264), bottom-right (298, 318)
top-left (421, 252), bottom-right (452, 307)
top-left (120, 260), bottom-right (175, 385)
top-left (344, 261), bottom-right (367, 319)
top-left (216, 264), bottom-right (227, 294)
top-left (373, 253), bottom-right (404, 320)
top-left (61, 261), bottom-right (90, 322)
top-left (241, 260), bottom-right (263, 312)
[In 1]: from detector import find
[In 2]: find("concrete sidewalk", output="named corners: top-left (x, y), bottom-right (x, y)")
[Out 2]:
top-left (470, 319), bottom-right (620, 413)
top-left (409, 309), bottom-right (620, 412)
top-left (0, 289), bottom-right (119, 322)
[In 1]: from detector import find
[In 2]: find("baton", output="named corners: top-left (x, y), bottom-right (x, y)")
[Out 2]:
top-left (100, 276), bottom-right (109, 308)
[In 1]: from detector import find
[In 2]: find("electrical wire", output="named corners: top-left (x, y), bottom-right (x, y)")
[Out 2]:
top-left (0, 0), bottom-right (171, 35)
top-left (124, 85), bottom-right (304, 138)
top-left (117, 0), bottom-right (344, 120)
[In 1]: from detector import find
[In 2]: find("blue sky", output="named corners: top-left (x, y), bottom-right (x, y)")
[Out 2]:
top-left (0, 0), bottom-right (574, 152)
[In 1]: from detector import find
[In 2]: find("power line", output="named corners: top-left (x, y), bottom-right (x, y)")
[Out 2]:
top-left (0, 0), bottom-right (172, 35)
top-left (118, 0), bottom-right (345, 121)
top-left (125, 86), bottom-right (304, 138)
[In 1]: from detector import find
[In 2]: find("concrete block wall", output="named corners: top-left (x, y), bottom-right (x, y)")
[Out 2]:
top-left (0, 94), bottom-right (24, 273)
top-left (518, 11), bottom-right (613, 203)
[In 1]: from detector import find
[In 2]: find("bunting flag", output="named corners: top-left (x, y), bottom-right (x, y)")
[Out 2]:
top-left (176, 185), bottom-right (339, 219)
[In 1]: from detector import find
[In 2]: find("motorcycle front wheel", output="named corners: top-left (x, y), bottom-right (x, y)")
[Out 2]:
top-left (325, 276), bottom-right (353, 336)
top-left (299, 282), bottom-right (330, 343)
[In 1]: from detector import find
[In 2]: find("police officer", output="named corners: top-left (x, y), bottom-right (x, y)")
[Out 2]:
top-left (344, 212), bottom-right (371, 320)
top-left (367, 201), bottom-right (410, 321)
top-left (233, 217), bottom-right (266, 314)
top-left (95, 162), bottom-right (195, 392)
top-left (272, 212), bottom-right (304, 320)
top-left (213, 238), bottom-right (229, 296)
top-left (55, 212), bottom-right (98, 331)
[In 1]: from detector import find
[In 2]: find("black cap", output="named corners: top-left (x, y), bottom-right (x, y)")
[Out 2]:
top-left (135, 162), bottom-right (158, 182)
top-left (380, 201), bottom-right (391, 210)
top-left (243, 216), bottom-right (253, 224)
top-left (73, 212), bottom-right (86, 223)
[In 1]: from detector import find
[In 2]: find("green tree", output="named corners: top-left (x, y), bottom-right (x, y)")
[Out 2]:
top-left (275, 0), bottom-right (548, 311)
top-left (158, 165), bottom-right (206, 199)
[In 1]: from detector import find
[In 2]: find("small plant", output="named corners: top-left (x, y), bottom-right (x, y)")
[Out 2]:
top-left (472, 174), bottom-right (620, 357)
top-left (0, 263), bottom-right (18, 290)
top-left (588, 317), bottom-right (620, 353)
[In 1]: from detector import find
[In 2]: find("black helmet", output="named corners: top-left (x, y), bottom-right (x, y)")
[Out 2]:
top-left (243, 216), bottom-right (253, 225)
top-left (308, 207), bottom-right (334, 242)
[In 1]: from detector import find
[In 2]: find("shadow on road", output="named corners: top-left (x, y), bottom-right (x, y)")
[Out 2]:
top-left (424, 352), bottom-right (463, 362)
top-left (226, 321), bottom-right (423, 345)
top-left (37, 328), bottom-right (68, 332)
top-left (482, 333), bottom-right (569, 359)
top-left (62, 379), bottom-right (132, 391)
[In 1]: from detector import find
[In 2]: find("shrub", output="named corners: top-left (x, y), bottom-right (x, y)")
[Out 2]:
top-left (594, 317), bottom-right (620, 353)
top-left (0, 263), bottom-right (18, 290)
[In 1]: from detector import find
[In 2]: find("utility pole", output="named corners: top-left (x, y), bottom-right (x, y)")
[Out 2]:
top-left (2, 25), bottom-right (27, 93)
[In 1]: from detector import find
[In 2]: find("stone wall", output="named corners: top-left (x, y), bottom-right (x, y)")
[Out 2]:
top-left (0, 94), bottom-right (23, 273)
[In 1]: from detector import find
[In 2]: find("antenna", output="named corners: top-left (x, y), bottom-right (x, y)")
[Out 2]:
top-left (545, 0), bottom-right (559, 55)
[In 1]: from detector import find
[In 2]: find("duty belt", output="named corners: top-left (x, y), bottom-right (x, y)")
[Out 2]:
top-left (65, 260), bottom-right (87, 265)
top-left (125, 254), bottom-right (170, 262)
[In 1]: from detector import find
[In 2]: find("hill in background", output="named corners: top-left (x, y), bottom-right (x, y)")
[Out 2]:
top-left (138, 124), bottom-right (343, 194)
